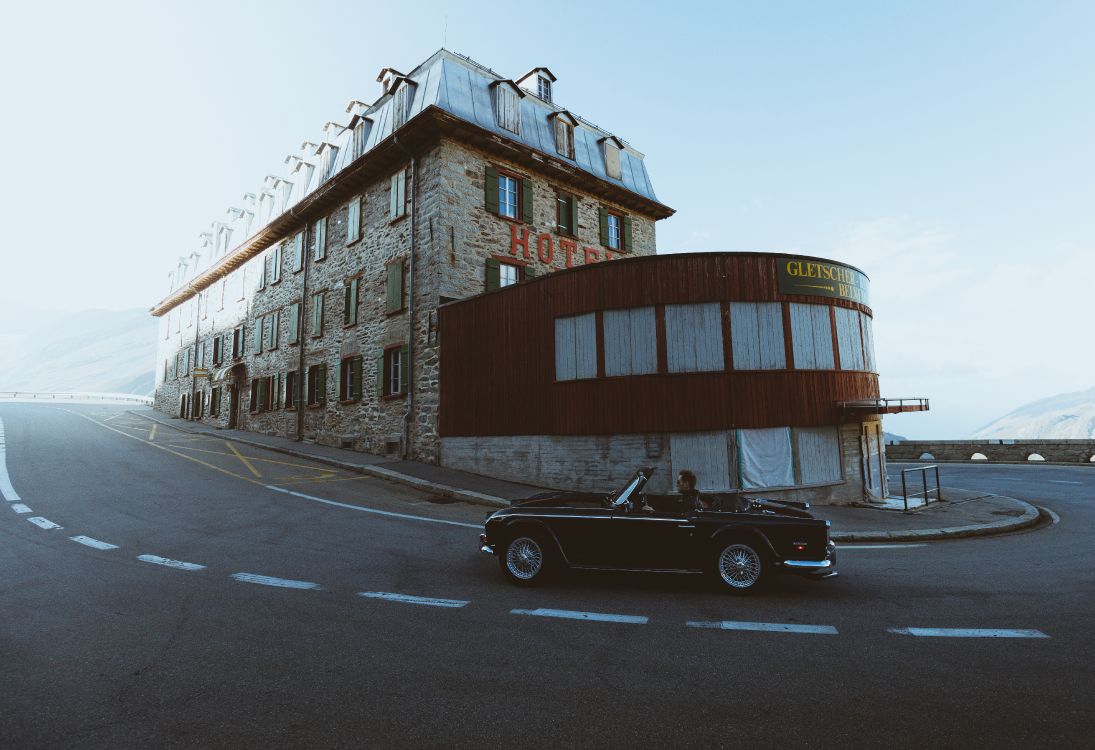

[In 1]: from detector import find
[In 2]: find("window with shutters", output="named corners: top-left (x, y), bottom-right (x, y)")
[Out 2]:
top-left (599, 207), bottom-right (631, 253)
top-left (311, 292), bottom-right (325, 336)
top-left (389, 169), bottom-right (407, 221)
top-left (499, 173), bottom-right (519, 220)
top-left (288, 302), bottom-right (301, 344)
top-left (554, 313), bottom-right (598, 381)
top-left (338, 356), bottom-right (363, 402)
top-left (253, 316), bottom-right (264, 354)
top-left (346, 197), bottom-right (361, 244)
top-left (500, 262), bottom-right (520, 288)
top-left (306, 364), bottom-right (327, 406)
top-left (269, 248), bottom-right (282, 284)
top-left (380, 345), bottom-right (409, 398)
top-left (556, 193), bottom-right (577, 236)
top-left (484, 258), bottom-right (530, 291)
top-left (291, 231), bottom-right (304, 273)
top-left (386, 261), bottom-right (405, 314)
top-left (265, 310), bottom-right (279, 350)
top-left (484, 166), bottom-right (533, 223)
top-left (255, 255), bottom-right (266, 291)
top-left (493, 84), bottom-right (520, 134)
top-left (212, 336), bottom-right (222, 366)
top-left (249, 378), bottom-right (262, 413)
top-left (313, 216), bottom-right (327, 261)
top-left (285, 370), bottom-right (297, 408)
top-left (232, 325), bottom-right (244, 359)
top-left (210, 387), bottom-right (220, 417)
top-left (344, 278), bottom-right (360, 326)
top-left (554, 117), bottom-right (575, 159)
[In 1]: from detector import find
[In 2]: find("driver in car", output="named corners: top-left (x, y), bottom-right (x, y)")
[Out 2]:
top-left (640, 470), bottom-right (710, 513)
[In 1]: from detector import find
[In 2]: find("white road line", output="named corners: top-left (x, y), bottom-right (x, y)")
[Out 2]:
top-left (838, 544), bottom-right (926, 550)
top-left (70, 535), bottom-right (120, 550)
top-left (137, 554), bottom-right (206, 571)
top-left (888, 627), bottom-right (1049, 638)
top-left (27, 516), bottom-right (62, 530)
top-left (0, 418), bottom-right (22, 502)
top-left (1048, 480), bottom-right (1081, 485)
top-left (266, 485), bottom-right (481, 529)
top-left (688, 620), bottom-right (839, 635)
top-left (11, 503), bottom-right (32, 514)
top-left (358, 591), bottom-right (469, 608)
top-left (511, 608), bottom-right (648, 624)
top-left (231, 572), bottom-right (321, 590)
top-left (1045, 508), bottom-right (1061, 525)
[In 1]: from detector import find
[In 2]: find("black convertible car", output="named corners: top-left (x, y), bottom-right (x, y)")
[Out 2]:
top-left (480, 468), bottom-right (836, 592)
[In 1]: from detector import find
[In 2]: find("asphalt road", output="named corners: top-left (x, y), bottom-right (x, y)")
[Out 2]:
top-left (1, 403), bottom-right (1092, 748)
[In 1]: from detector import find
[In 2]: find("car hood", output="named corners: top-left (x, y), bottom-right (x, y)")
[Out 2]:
top-left (510, 491), bottom-right (604, 508)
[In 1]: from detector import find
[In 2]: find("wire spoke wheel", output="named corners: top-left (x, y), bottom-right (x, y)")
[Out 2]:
top-left (718, 543), bottom-right (762, 589)
top-left (505, 536), bottom-right (544, 581)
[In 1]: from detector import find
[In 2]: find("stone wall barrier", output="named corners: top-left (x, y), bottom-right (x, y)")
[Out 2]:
top-left (886, 439), bottom-right (1095, 464)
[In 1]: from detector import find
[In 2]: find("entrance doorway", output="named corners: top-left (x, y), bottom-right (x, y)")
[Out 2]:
top-left (228, 383), bottom-right (240, 428)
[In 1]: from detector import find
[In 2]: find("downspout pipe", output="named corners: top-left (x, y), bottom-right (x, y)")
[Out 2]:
top-left (393, 136), bottom-right (416, 460)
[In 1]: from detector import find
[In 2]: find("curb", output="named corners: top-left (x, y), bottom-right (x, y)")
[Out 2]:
top-left (830, 496), bottom-right (1042, 543)
top-left (130, 411), bottom-right (511, 508)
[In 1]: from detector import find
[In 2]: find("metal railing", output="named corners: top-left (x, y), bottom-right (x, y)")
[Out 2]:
top-left (0, 391), bottom-right (153, 405)
top-left (900, 464), bottom-right (943, 512)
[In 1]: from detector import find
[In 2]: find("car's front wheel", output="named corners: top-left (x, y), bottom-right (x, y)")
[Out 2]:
top-left (500, 534), bottom-right (551, 586)
top-left (713, 539), bottom-right (767, 593)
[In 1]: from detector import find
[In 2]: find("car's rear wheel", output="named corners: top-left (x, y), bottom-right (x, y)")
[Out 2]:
top-left (713, 539), bottom-right (767, 593)
top-left (500, 533), bottom-right (551, 586)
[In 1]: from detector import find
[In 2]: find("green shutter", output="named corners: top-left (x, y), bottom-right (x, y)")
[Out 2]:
top-left (399, 345), bottom-right (409, 394)
top-left (484, 166), bottom-right (499, 214)
top-left (352, 356), bottom-right (363, 401)
top-left (257, 378), bottom-right (266, 412)
top-left (568, 196), bottom-right (578, 236)
top-left (253, 318), bottom-right (263, 353)
top-left (336, 360), bottom-right (344, 401)
top-left (522, 179), bottom-right (534, 224)
top-left (485, 258), bottom-right (500, 292)
top-left (351, 278), bottom-right (359, 323)
top-left (318, 364), bottom-right (327, 405)
top-left (623, 216), bottom-right (633, 253)
top-left (288, 303), bottom-right (299, 343)
top-left (599, 207), bottom-right (609, 246)
top-left (386, 263), bottom-right (403, 312)
top-left (523, 265), bottom-right (536, 280)
top-left (376, 353), bottom-right (385, 396)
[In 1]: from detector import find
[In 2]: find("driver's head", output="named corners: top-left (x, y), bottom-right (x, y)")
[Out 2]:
top-left (677, 470), bottom-right (697, 493)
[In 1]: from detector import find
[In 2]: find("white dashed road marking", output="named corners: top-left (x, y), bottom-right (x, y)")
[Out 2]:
top-left (511, 608), bottom-right (648, 624)
top-left (27, 516), bottom-right (62, 530)
top-left (70, 535), bottom-right (120, 550)
top-left (137, 554), bottom-right (206, 571)
top-left (688, 620), bottom-right (839, 635)
top-left (839, 544), bottom-right (926, 550)
top-left (358, 591), bottom-right (469, 608)
top-left (888, 627), bottom-right (1049, 638)
top-left (11, 503), bottom-right (32, 514)
top-left (0, 418), bottom-right (22, 502)
top-left (231, 572), bottom-right (322, 590)
top-left (1048, 480), bottom-right (1081, 485)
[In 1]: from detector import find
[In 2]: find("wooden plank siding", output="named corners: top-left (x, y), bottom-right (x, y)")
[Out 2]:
top-left (439, 253), bottom-right (879, 438)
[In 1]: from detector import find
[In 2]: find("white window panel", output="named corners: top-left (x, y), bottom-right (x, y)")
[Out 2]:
top-left (861, 312), bottom-right (876, 372)
top-left (554, 313), bottom-right (597, 381)
top-left (730, 302), bottom-right (785, 370)
top-left (834, 306), bottom-right (865, 371)
top-left (738, 427), bottom-right (794, 489)
top-left (499, 263), bottom-right (519, 288)
top-left (666, 303), bottom-right (724, 373)
top-left (790, 303), bottom-right (835, 370)
top-left (796, 427), bottom-right (842, 484)
top-left (499, 175), bottom-right (519, 219)
top-left (603, 307), bottom-right (657, 376)
top-left (671, 432), bottom-right (735, 491)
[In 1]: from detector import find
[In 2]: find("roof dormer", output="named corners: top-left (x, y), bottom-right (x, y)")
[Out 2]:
top-left (600, 135), bottom-right (625, 180)
top-left (376, 67), bottom-right (406, 94)
top-left (489, 79), bottom-right (525, 134)
top-left (516, 67), bottom-right (556, 103)
top-left (549, 110), bottom-right (578, 159)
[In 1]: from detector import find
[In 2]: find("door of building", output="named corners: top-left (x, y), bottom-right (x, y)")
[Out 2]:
top-left (228, 383), bottom-right (239, 428)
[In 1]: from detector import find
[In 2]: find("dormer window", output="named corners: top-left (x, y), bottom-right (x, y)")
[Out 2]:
top-left (319, 144), bottom-right (339, 183)
top-left (537, 76), bottom-right (552, 102)
top-left (601, 136), bottom-right (624, 180)
top-left (551, 111), bottom-right (578, 159)
top-left (516, 67), bottom-right (557, 103)
top-left (491, 81), bottom-right (524, 134)
top-left (392, 82), bottom-right (414, 129)
top-left (352, 119), bottom-right (371, 158)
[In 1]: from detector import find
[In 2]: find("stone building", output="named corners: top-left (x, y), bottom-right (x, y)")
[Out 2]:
top-left (153, 50), bottom-right (672, 461)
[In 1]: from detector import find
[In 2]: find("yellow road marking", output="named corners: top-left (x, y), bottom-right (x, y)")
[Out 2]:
top-left (226, 441), bottom-right (262, 479)
top-left (149, 424), bottom-right (157, 441)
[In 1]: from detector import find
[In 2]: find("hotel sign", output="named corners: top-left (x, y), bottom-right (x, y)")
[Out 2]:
top-left (777, 258), bottom-right (870, 305)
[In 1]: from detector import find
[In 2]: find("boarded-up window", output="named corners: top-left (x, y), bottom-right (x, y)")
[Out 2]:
top-left (671, 432), bottom-right (735, 491)
top-left (861, 312), bottom-right (876, 372)
top-left (555, 117), bottom-right (575, 158)
top-left (604, 307), bottom-right (658, 376)
top-left (730, 302), bottom-right (785, 370)
top-left (738, 427), bottom-right (794, 489)
top-left (554, 313), bottom-right (597, 381)
top-left (604, 141), bottom-right (622, 180)
top-left (796, 427), bottom-right (842, 484)
top-left (790, 303), bottom-right (835, 370)
top-left (495, 85), bottom-right (520, 134)
top-left (665, 303), bottom-right (724, 373)
top-left (834, 306), bottom-right (865, 371)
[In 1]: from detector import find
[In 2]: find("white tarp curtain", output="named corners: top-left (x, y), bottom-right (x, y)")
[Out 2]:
top-left (554, 313), bottom-right (597, 380)
top-left (670, 432), bottom-right (734, 490)
top-left (738, 427), bottom-right (794, 489)
top-left (796, 427), bottom-right (842, 484)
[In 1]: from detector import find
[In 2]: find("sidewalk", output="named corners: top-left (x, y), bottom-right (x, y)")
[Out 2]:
top-left (131, 408), bottom-right (1043, 544)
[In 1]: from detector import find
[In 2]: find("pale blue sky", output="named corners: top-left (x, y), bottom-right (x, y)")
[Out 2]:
top-left (2, 0), bottom-right (1092, 437)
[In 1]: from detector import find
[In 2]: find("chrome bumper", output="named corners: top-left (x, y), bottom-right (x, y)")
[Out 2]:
top-left (479, 534), bottom-right (496, 556)
top-left (783, 559), bottom-right (833, 570)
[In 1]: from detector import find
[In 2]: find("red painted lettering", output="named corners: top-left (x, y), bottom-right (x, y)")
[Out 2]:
top-left (509, 224), bottom-right (531, 259)
top-left (583, 247), bottom-right (599, 265)
top-left (561, 239), bottom-right (578, 268)
top-left (537, 233), bottom-right (553, 264)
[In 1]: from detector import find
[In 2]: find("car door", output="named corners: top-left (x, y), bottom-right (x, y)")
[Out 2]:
top-left (541, 506), bottom-right (616, 566)
top-left (609, 508), bottom-right (696, 570)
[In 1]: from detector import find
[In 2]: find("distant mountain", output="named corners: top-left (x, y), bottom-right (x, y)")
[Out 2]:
top-left (0, 304), bottom-right (156, 395)
top-left (974, 387), bottom-right (1095, 439)
top-left (883, 431), bottom-right (907, 443)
